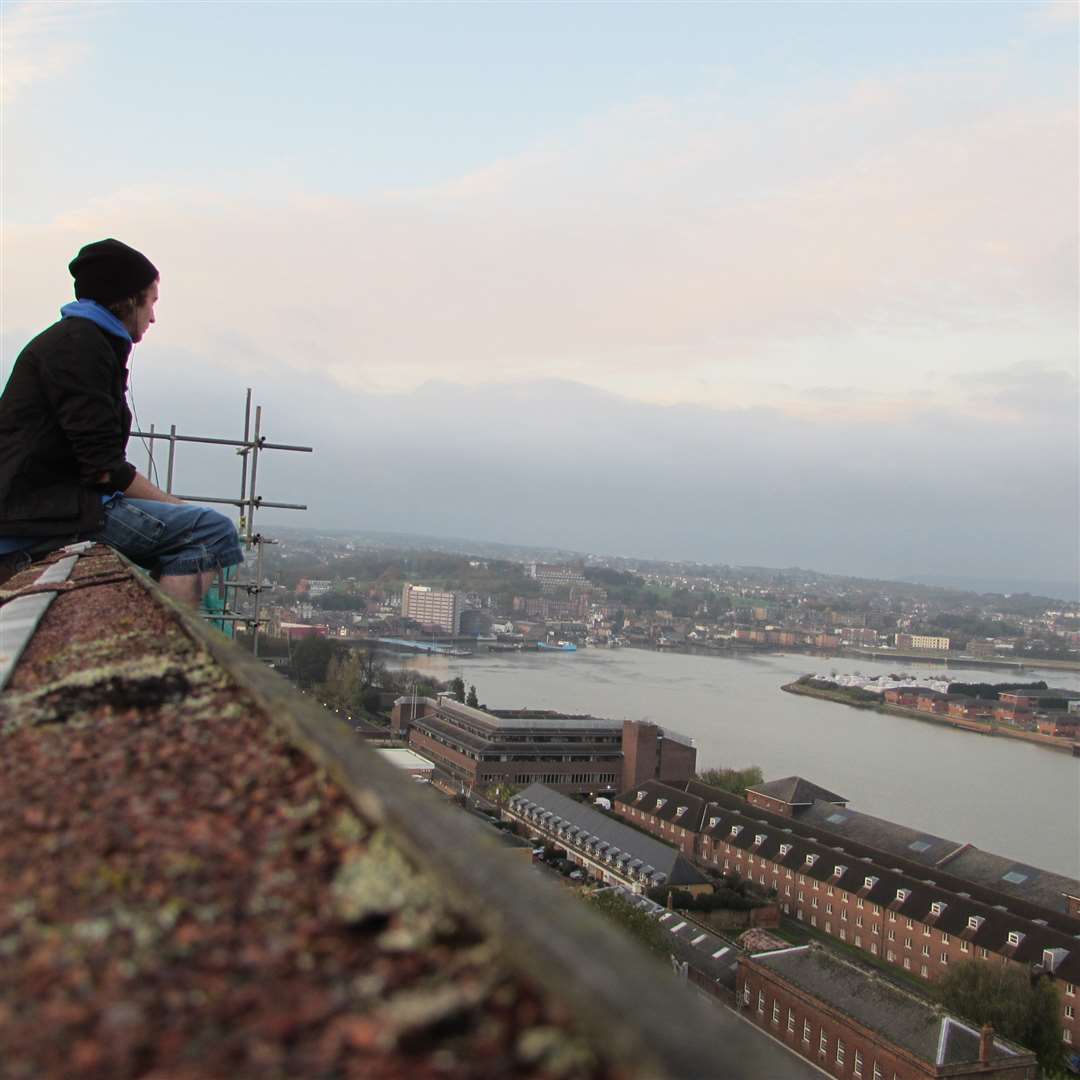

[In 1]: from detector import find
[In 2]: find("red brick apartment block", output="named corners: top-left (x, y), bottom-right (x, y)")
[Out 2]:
top-left (737, 946), bottom-right (1037, 1078)
top-left (745, 776), bottom-right (847, 818)
top-left (614, 778), bottom-right (1080, 1051)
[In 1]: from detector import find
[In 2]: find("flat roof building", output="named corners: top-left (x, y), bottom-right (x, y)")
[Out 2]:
top-left (392, 697), bottom-right (695, 796)
top-left (401, 583), bottom-right (465, 633)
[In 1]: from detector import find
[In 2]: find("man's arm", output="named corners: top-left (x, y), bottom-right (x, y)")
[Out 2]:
top-left (97, 469), bottom-right (184, 504)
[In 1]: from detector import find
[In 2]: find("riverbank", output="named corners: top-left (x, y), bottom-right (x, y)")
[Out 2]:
top-left (655, 640), bottom-right (1080, 673)
top-left (781, 681), bottom-right (1080, 756)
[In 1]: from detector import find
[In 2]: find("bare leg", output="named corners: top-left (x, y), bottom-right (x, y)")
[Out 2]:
top-left (159, 573), bottom-right (205, 607)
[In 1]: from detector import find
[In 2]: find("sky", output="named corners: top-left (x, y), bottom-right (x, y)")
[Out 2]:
top-left (2, 1), bottom-right (1078, 596)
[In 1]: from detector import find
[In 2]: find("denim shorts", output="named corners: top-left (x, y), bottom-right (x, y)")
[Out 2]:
top-left (95, 497), bottom-right (244, 577)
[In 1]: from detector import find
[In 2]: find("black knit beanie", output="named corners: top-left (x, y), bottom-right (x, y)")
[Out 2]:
top-left (69, 239), bottom-right (159, 305)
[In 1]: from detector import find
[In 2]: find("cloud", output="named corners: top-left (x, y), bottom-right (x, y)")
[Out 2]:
top-left (3, 49), bottom-right (1076, 419)
top-left (0, 1), bottom-right (101, 106)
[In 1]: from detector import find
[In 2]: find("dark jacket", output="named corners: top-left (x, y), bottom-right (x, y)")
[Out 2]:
top-left (0, 318), bottom-right (137, 536)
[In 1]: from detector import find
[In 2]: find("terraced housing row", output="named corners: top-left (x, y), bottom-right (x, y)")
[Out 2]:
top-left (613, 775), bottom-right (1080, 1053)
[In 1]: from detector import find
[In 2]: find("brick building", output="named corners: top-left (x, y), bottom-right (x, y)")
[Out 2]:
top-left (390, 697), bottom-right (696, 796)
top-left (613, 777), bottom-right (1080, 1051)
top-left (737, 946), bottom-right (1036, 1079)
top-left (746, 776), bottom-right (847, 818)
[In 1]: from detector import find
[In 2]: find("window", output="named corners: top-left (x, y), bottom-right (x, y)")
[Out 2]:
top-left (887, 930), bottom-right (895, 942)
top-left (903, 958), bottom-right (911, 970)
top-left (960, 940), bottom-right (969, 953)
top-left (836, 1040), bottom-right (845, 1066)
top-left (1065, 1030), bottom-right (1073, 1044)
top-left (887, 911), bottom-right (896, 922)
top-left (811, 916), bottom-right (817, 928)
top-left (870, 942), bottom-right (879, 956)
top-left (787, 1009), bottom-right (795, 1033)
top-left (757, 990), bottom-right (765, 1014)
top-left (840, 929), bottom-right (846, 941)
top-left (772, 1002), bottom-right (780, 1025)
top-left (920, 964), bottom-right (929, 978)
top-left (819, 1031), bottom-right (828, 1057)
top-left (856, 915), bottom-right (863, 927)
top-left (922, 944), bottom-right (931, 957)
top-left (803, 1020), bottom-right (811, 1044)
top-left (854, 1049), bottom-right (863, 1077)
top-left (854, 935), bottom-right (862, 948)
top-left (812, 880), bottom-right (819, 890)
top-left (873, 1064), bottom-right (883, 1080)
top-left (979, 947), bottom-right (989, 959)
top-left (857, 899), bottom-right (864, 909)
top-left (825, 921), bottom-right (831, 934)
top-left (906, 918), bottom-right (914, 929)
top-left (826, 903), bottom-right (833, 914)
top-left (798, 891), bottom-right (805, 902)
top-left (812, 897), bottom-right (818, 909)
top-left (941, 932), bottom-right (950, 945)
top-left (1067, 983), bottom-right (1076, 997)
top-left (941, 952), bottom-right (949, 965)
top-left (886, 950), bottom-right (895, 962)
top-left (1066, 1005), bottom-right (1075, 1020)
top-left (872, 923), bottom-right (880, 936)
top-left (923, 925), bottom-right (931, 936)
top-left (841, 910), bottom-right (848, 922)
top-left (743, 984), bottom-right (751, 1006)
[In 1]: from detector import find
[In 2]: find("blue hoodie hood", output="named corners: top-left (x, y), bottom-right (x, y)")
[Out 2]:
top-left (60, 299), bottom-right (132, 343)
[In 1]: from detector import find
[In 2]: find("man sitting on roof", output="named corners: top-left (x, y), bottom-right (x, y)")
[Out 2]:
top-left (0, 239), bottom-right (243, 605)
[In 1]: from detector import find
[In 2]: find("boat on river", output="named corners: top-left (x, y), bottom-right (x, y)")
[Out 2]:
top-left (537, 640), bottom-right (578, 652)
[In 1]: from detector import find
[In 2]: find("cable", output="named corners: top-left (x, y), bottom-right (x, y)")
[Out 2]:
top-left (126, 346), bottom-right (160, 487)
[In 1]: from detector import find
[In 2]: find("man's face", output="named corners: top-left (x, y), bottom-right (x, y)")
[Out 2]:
top-left (130, 280), bottom-right (159, 343)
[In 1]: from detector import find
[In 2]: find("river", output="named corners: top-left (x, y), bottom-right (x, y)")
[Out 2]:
top-left (392, 647), bottom-right (1080, 879)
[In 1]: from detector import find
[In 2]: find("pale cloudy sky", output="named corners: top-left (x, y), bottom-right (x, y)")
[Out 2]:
top-left (2, 1), bottom-right (1078, 593)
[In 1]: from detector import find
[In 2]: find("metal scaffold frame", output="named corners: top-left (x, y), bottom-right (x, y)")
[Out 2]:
top-left (133, 388), bottom-right (312, 655)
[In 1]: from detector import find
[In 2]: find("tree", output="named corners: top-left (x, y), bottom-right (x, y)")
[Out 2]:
top-left (448, 676), bottom-right (466, 703)
top-left (935, 960), bottom-right (1063, 1075)
top-left (583, 890), bottom-right (670, 956)
top-left (695, 765), bottom-right (764, 798)
top-left (466, 684), bottom-right (480, 708)
top-left (291, 636), bottom-right (336, 688)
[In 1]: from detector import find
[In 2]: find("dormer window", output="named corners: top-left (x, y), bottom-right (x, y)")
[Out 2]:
top-left (968, 915), bottom-right (984, 931)
top-left (709, 816), bottom-right (720, 829)
top-left (731, 825), bottom-right (743, 837)
top-left (805, 854), bottom-right (818, 867)
top-left (930, 901), bottom-right (946, 917)
top-left (1043, 948), bottom-right (1068, 973)
top-left (1007, 931), bottom-right (1024, 947)
top-left (676, 806), bottom-right (688, 818)
top-left (636, 790), bottom-right (647, 801)
top-left (779, 843), bottom-right (792, 856)
top-left (655, 798), bottom-right (667, 810)
top-left (896, 888), bottom-right (910, 902)
top-left (863, 876), bottom-right (878, 890)
top-left (834, 865), bottom-right (847, 878)
top-left (754, 834), bottom-right (766, 846)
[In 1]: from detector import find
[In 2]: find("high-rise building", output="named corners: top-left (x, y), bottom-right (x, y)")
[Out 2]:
top-left (401, 583), bottom-right (464, 633)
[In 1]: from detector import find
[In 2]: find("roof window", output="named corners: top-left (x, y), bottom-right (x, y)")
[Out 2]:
top-left (754, 834), bottom-right (766, 846)
top-left (805, 854), bottom-right (818, 867)
top-left (779, 843), bottom-right (792, 856)
top-left (1007, 931), bottom-right (1024, 947)
top-left (730, 825), bottom-right (743, 837)
top-left (896, 888), bottom-right (910, 902)
top-left (967, 915), bottom-right (984, 931)
top-left (834, 864), bottom-right (847, 878)
top-left (930, 901), bottom-right (947, 917)
top-left (863, 875), bottom-right (878, 890)
top-left (675, 806), bottom-right (688, 818)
